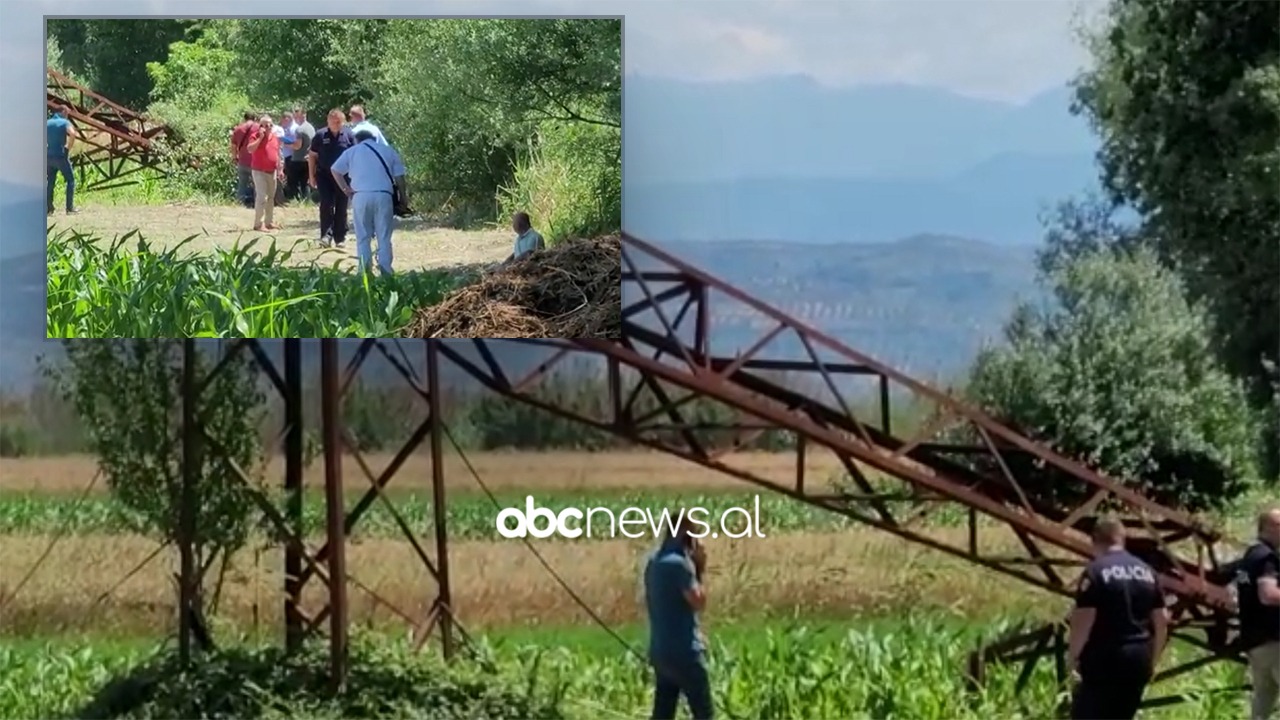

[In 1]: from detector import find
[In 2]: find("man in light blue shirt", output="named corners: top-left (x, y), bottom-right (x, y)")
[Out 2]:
top-left (46, 101), bottom-right (80, 215)
top-left (504, 212), bottom-right (545, 265)
top-left (329, 130), bottom-right (408, 275)
top-left (348, 104), bottom-right (388, 146)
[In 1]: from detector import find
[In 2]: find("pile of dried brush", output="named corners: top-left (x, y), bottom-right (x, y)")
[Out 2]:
top-left (403, 235), bottom-right (621, 338)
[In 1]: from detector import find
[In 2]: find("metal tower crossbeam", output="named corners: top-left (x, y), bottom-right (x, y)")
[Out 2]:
top-left (46, 68), bottom-right (173, 192)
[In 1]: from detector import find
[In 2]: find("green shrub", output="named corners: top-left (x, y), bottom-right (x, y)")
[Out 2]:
top-left (69, 639), bottom-right (564, 720)
top-left (146, 36), bottom-right (250, 200)
top-left (967, 248), bottom-right (1261, 512)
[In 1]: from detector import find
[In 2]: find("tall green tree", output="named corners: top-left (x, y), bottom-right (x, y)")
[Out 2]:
top-left (1073, 0), bottom-right (1280, 471)
top-left (968, 236), bottom-right (1260, 513)
top-left (47, 19), bottom-right (197, 108)
top-left (217, 19), bottom-right (390, 115)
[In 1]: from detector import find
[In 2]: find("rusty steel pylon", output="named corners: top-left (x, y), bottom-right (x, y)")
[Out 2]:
top-left (178, 338), bottom-right (458, 690)
top-left (178, 237), bottom-right (1246, 705)
top-left (47, 68), bottom-right (173, 192)
top-left (427, 235), bottom-right (1242, 708)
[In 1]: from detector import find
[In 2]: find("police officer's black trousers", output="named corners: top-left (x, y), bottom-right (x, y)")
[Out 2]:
top-left (1071, 642), bottom-right (1154, 720)
top-left (315, 174), bottom-right (349, 243)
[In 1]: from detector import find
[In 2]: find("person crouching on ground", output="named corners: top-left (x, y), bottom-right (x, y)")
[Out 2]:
top-left (501, 211), bottom-right (545, 267)
top-left (244, 114), bottom-right (283, 231)
top-left (644, 518), bottom-right (713, 720)
top-left (328, 129), bottom-right (408, 275)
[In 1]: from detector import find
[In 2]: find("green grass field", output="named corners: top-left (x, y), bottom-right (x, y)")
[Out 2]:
top-left (46, 230), bottom-right (462, 337)
top-left (44, 164), bottom-right (509, 338)
top-left (0, 453), bottom-right (1257, 719)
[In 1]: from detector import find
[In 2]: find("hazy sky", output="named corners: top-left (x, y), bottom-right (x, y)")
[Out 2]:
top-left (0, 0), bottom-right (1100, 187)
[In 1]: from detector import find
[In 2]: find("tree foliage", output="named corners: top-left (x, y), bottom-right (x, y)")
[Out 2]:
top-left (47, 19), bottom-right (197, 108)
top-left (43, 341), bottom-right (267, 565)
top-left (1073, 0), bottom-right (1280, 445)
top-left (968, 223), bottom-right (1260, 512)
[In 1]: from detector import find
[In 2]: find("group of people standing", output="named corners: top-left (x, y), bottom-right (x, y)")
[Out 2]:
top-left (229, 105), bottom-right (405, 274)
top-left (645, 508), bottom-right (1280, 720)
top-left (228, 104), bottom-right (548, 277)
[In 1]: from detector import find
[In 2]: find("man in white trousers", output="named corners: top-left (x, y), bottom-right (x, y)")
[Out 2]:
top-left (328, 129), bottom-right (408, 275)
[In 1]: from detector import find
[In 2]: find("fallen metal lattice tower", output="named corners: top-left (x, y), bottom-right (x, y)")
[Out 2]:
top-left (177, 233), bottom-right (1246, 704)
top-left (46, 68), bottom-right (172, 191)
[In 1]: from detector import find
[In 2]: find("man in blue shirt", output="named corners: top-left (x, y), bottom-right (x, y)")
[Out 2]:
top-left (308, 109), bottom-right (357, 247)
top-left (644, 521), bottom-right (712, 720)
top-left (329, 130), bottom-right (408, 275)
top-left (503, 212), bottom-right (546, 266)
top-left (46, 101), bottom-right (80, 215)
top-left (347, 105), bottom-right (388, 146)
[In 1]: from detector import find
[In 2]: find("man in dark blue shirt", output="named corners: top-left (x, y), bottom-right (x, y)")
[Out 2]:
top-left (1234, 508), bottom-right (1280, 720)
top-left (1067, 516), bottom-right (1168, 720)
top-left (644, 520), bottom-right (712, 720)
top-left (46, 101), bottom-right (80, 215)
top-left (307, 108), bottom-right (356, 248)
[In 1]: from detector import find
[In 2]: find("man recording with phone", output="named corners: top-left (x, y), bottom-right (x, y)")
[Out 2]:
top-left (644, 516), bottom-right (713, 720)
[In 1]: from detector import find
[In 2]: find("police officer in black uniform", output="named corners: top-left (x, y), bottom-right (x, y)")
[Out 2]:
top-left (1067, 516), bottom-right (1169, 720)
top-left (1234, 508), bottom-right (1280, 720)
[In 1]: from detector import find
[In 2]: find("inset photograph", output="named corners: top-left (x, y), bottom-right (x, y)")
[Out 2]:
top-left (45, 18), bottom-right (621, 338)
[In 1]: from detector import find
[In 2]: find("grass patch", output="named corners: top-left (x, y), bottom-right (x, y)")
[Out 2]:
top-left (0, 616), bottom-right (1249, 719)
top-left (46, 229), bottom-right (464, 337)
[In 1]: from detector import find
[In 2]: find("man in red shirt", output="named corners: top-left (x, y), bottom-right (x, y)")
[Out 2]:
top-left (244, 114), bottom-right (284, 231)
top-left (229, 112), bottom-right (256, 208)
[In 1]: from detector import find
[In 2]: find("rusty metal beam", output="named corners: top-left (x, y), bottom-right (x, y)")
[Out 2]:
top-left (46, 68), bottom-right (174, 191)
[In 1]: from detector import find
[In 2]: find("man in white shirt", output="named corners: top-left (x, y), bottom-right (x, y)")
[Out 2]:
top-left (329, 130), bottom-right (408, 275)
top-left (347, 104), bottom-right (388, 146)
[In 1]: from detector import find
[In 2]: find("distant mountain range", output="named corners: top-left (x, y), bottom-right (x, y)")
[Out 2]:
top-left (624, 76), bottom-right (1100, 244)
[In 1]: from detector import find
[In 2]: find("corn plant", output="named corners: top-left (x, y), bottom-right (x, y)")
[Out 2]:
top-left (46, 230), bottom-right (460, 338)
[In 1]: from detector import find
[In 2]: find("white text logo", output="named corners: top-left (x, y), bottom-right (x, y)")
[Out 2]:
top-left (494, 496), bottom-right (767, 540)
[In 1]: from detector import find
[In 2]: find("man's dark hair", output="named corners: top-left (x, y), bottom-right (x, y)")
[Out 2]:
top-left (513, 211), bottom-right (531, 230)
top-left (243, 111), bottom-right (255, 122)
top-left (354, 129), bottom-right (375, 143)
top-left (51, 100), bottom-right (67, 114)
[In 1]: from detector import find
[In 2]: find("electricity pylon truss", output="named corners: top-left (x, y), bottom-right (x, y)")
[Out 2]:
top-left (47, 68), bottom-right (173, 191)
top-left (453, 233), bottom-right (1246, 708)
top-left (179, 233), bottom-right (1245, 704)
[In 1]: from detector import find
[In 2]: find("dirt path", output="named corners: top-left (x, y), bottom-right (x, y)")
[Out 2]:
top-left (53, 203), bottom-right (513, 273)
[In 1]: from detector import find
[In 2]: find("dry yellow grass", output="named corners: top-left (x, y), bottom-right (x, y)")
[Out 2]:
top-left (0, 526), bottom-right (1054, 639)
top-left (0, 451), bottom-right (847, 496)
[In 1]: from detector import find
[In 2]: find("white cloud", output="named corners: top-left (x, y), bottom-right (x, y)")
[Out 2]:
top-left (622, 0), bottom-right (1101, 102)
